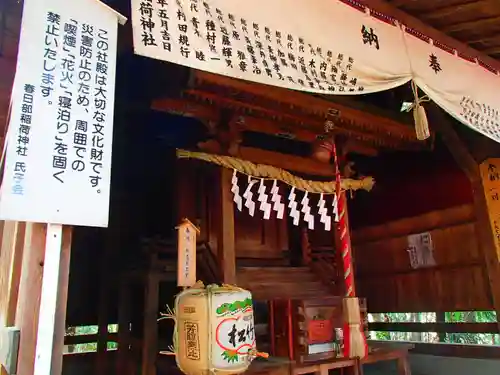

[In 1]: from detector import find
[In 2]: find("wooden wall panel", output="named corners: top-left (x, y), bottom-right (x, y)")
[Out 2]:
top-left (234, 206), bottom-right (288, 259)
top-left (353, 204), bottom-right (491, 313)
top-left (176, 161), bottom-right (288, 259)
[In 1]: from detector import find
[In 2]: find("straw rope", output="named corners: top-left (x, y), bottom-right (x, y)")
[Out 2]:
top-left (176, 149), bottom-right (374, 194)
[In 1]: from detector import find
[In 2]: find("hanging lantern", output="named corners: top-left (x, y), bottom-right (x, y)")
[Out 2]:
top-left (161, 283), bottom-right (267, 375)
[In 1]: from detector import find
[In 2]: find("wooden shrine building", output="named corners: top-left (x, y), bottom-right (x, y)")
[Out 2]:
top-left (1, 1), bottom-right (500, 375)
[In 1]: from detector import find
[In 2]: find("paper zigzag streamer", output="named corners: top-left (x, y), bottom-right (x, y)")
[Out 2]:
top-left (270, 180), bottom-right (285, 219)
top-left (318, 193), bottom-right (332, 231)
top-left (243, 177), bottom-right (258, 216)
top-left (288, 187), bottom-right (300, 226)
top-left (332, 194), bottom-right (339, 222)
top-left (231, 174), bottom-right (340, 229)
top-left (258, 179), bottom-right (272, 220)
top-left (301, 192), bottom-right (314, 230)
top-left (231, 169), bottom-right (243, 211)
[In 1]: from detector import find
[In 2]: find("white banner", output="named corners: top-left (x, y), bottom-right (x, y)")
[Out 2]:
top-left (0, 0), bottom-right (121, 227)
top-left (132, 0), bottom-right (412, 95)
top-left (404, 30), bottom-right (500, 144)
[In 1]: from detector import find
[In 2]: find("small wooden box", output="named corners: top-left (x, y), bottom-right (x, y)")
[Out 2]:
top-left (270, 297), bottom-right (344, 364)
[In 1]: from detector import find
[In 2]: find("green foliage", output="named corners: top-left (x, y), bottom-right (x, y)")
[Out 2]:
top-left (444, 311), bottom-right (499, 345)
top-left (369, 311), bottom-right (500, 346)
top-left (64, 324), bottom-right (120, 353)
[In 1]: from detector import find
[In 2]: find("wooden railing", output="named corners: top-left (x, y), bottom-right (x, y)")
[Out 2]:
top-left (368, 313), bottom-right (500, 359)
top-left (369, 322), bottom-right (499, 334)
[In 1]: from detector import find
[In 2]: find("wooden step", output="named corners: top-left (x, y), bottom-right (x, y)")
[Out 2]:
top-left (250, 287), bottom-right (332, 301)
top-left (238, 266), bottom-right (333, 301)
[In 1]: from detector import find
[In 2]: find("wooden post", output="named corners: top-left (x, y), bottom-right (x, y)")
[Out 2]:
top-left (430, 106), bottom-right (500, 332)
top-left (141, 258), bottom-right (159, 375)
top-left (0, 221), bottom-right (25, 375)
top-left (217, 168), bottom-right (236, 284)
top-left (33, 224), bottom-right (72, 375)
top-left (117, 278), bottom-right (131, 375)
top-left (15, 223), bottom-right (46, 375)
top-left (96, 251), bottom-right (110, 375)
top-left (50, 226), bottom-right (72, 375)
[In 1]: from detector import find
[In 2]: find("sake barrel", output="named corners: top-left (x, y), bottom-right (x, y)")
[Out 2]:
top-left (175, 284), bottom-right (257, 375)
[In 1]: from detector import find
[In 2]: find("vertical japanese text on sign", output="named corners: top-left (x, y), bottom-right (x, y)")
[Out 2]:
top-left (0, 0), bottom-right (120, 227)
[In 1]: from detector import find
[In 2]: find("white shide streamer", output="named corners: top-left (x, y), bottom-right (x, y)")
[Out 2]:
top-left (243, 177), bottom-right (258, 217)
top-left (231, 169), bottom-right (243, 211)
top-left (257, 179), bottom-right (272, 220)
top-left (270, 180), bottom-right (285, 219)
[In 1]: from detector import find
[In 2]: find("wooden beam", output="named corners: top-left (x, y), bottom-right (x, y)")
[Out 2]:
top-left (422, 1), bottom-right (486, 20)
top-left (217, 168), bottom-right (236, 284)
top-left (467, 34), bottom-right (499, 45)
top-left (151, 97), bottom-right (219, 124)
top-left (369, 322), bottom-right (499, 334)
top-left (428, 106), bottom-right (500, 335)
top-left (186, 88), bottom-right (413, 149)
top-left (363, 0), bottom-right (500, 71)
top-left (428, 106), bottom-right (479, 182)
top-left (442, 16), bottom-right (500, 34)
top-left (358, 260), bottom-right (483, 280)
top-left (410, 342), bottom-right (500, 359)
top-left (239, 147), bottom-right (335, 177)
top-left (15, 223), bottom-right (46, 375)
top-left (64, 333), bottom-right (118, 346)
top-left (153, 97), bottom-right (381, 155)
top-left (482, 45), bottom-right (500, 55)
top-left (193, 71), bottom-right (418, 141)
top-left (387, 0), bottom-right (412, 7)
top-left (233, 116), bottom-right (379, 156)
top-left (352, 204), bottom-right (475, 244)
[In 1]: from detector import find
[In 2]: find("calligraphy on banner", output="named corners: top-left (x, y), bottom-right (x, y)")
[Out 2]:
top-left (0, 0), bottom-right (122, 227)
top-left (132, 0), bottom-right (412, 95)
top-left (403, 30), bottom-right (500, 144)
top-left (479, 159), bottom-right (500, 260)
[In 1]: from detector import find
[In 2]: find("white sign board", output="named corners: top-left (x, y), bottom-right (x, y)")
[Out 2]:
top-left (0, 0), bottom-right (121, 227)
top-left (407, 232), bottom-right (436, 269)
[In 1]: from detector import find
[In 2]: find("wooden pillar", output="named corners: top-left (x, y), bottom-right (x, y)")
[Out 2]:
top-left (0, 221), bottom-right (25, 375)
top-left (96, 255), bottom-right (110, 375)
top-left (430, 106), bottom-right (500, 332)
top-left (0, 221), bottom-right (25, 326)
top-left (141, 259), bottom-right (159, 375)
top-left (117, 278), bottom-right (132, 375)
top-left (50, 226), bottom-right (73, 375)
top-left (217, 167), bottom-right (236, 284)
top-left (15, 223), bottom-right (46, 375)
